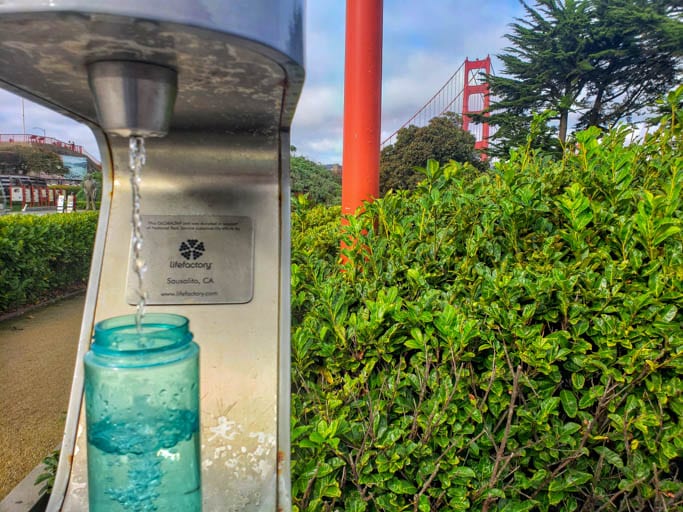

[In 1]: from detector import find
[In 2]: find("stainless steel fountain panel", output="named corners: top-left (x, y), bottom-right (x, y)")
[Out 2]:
top-left (57, 132), bottom-right (292, 512)
top-left (0, 1), bottom-right (303, 511)
top-left (88, 61), bottom-right (178, 137)
top-left (0, 9), bottom-right (303, 132)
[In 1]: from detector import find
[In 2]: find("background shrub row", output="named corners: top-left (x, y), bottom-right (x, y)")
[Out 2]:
top-left (290, 89), bottom-right (682, 511)
top-left (0, 212), bottom-right (98, 314)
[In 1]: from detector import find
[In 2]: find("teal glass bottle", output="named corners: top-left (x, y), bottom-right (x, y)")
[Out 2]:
top-left (84, 313), bottom-right (201, 512)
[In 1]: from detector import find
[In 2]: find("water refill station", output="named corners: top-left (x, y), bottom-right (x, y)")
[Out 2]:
top-left (0, 1), bottom-right (304, 510)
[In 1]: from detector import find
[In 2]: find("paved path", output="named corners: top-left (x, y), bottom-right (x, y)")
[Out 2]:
top-left (0, 294), bottom-right (84, 499)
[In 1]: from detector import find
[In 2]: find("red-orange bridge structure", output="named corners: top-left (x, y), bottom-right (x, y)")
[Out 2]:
top-left (0, 133), bottom-right (101, 209)
top-left (381, 57), bottom-right (493, 151)
top-left (0, 132), bottom-right (100, 165)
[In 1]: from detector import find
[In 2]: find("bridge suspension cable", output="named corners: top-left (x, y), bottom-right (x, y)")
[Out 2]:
top-left (381, 56), bottom-right (492, 151)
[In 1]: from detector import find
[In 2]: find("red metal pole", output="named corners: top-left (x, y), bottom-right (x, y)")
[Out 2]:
top-left (342, 0), bottom-right (383, 217)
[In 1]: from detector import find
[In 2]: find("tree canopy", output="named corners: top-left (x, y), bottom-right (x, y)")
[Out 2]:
top-left (290, 153), bottom-right (341, 206)
top-left (0, 144), bottom-right (66, 175)
top-left (485, 0), bottom-right (682, 156)
top-left (380, 112), bottom-right (487, 194)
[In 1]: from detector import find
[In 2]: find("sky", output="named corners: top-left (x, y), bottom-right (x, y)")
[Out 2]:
top-left (0, 0), bottom-right (526, 165)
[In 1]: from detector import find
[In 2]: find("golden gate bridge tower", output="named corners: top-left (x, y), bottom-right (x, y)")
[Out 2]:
top-left (381, 56), bottom-right (493, 153)
top-left (463, 57), bottom-right (492, 152)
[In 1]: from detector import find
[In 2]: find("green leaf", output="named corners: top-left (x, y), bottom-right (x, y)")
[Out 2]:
top-left (452, 466), bottom-right (476, 479)
top-left (548, 490), bottom-right (566, 506)
top-left (387, 478), bottom-right (417, 495)
top-left (659, 305), bottom-right (678, 323)
top-left (595, 446), bottom-right (624, 469)
top-left (560, 390), bottom-right (578, 418)
top-left (565, 470), bottom-right (593, 487)
top-left (625, 394), bottom-right (640, 415)
top-left (561, 422), bottom-right (582, 436)
top-left (501, 501), bottom-right (536, 512)
top-left (481, 488), bottom-right (506, 499)
top-left (661, 440), bottom-right (678, 460)
top-left (318, 478), bottom-right (341, 498)
top-left (34, 473), bottom-right (52, 485)
top-left (540, 396), bottom-right (561, 418)
top-left (571, 373), bottom-right (585, 390)
top-left (653, 224), bottom-right (680, 246)
top-left (346, 493), bottom-right (368, 512)
top-left (404, 338), bottom-right (424, 350)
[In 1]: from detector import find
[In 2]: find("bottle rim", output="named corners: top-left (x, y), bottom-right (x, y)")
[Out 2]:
top-left (92, 313), bottom-right (192, 356)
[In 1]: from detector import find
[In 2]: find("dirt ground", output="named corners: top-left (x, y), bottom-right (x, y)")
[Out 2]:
top-left (0, 294), bottom-right (84, 499)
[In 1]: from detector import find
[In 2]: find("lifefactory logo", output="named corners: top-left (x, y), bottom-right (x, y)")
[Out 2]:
top-left (179, 239), bottom-right (205, 260)
top-left (170, 240), bottom-right (213, 270)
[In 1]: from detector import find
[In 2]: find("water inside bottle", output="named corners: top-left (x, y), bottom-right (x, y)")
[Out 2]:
top-left (87, 408), bottom-right (201, 511)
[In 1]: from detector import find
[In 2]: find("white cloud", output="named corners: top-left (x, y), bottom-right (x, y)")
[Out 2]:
top-left (0, 1), bottom-right (526, 165)
top-left (382, 52), bottom-right (462, 123)
top-left (0, 89), bottom-right (100, 159)
top-left (293, 84), bottom-right (342, 129)
top-left (308, 137), bottom-right (342, 154)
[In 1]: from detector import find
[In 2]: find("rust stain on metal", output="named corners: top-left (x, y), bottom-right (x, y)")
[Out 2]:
top-left (277, 449), bottom-right (285, 475)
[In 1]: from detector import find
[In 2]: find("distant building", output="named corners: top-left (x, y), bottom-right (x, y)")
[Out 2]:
top-left (325, 163), bottom-right (342, 177)
top-left (0, 133), bottom-right (100, 178)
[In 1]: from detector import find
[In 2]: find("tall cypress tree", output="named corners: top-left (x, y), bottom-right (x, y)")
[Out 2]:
top-left (580, 0), bottom-right (682, 129)
top-left (485, 0), bottom-right (681, 157)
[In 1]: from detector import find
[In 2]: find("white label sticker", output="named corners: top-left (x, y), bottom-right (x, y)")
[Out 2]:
top-left (127, 215), bottom-right (254, 305)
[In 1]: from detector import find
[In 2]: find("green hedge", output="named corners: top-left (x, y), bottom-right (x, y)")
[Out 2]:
top-left (290, 88), bottom-right (682, 511)
top-left (0, 212), bottom-right (98, 314)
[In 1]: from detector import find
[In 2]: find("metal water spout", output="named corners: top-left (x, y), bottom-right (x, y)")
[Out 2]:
top-left (0, 2), bottom-right (304, 510)
top-left (87, 61), bottom-right (178, 138)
